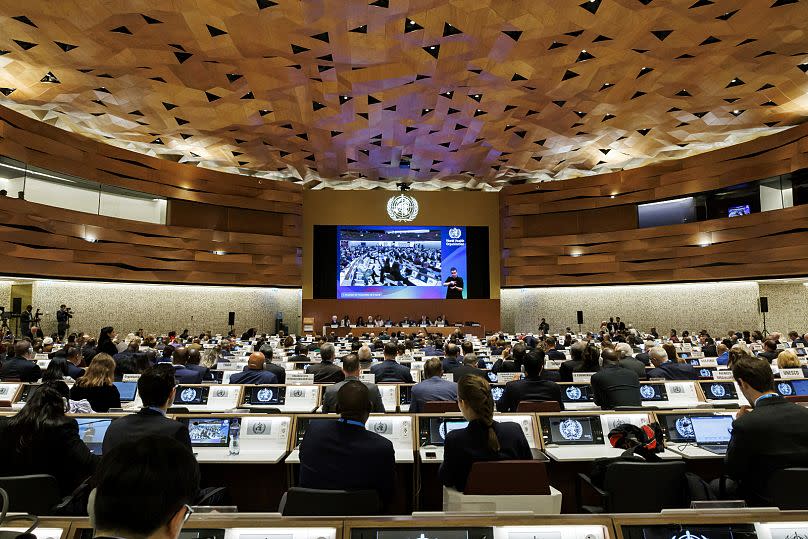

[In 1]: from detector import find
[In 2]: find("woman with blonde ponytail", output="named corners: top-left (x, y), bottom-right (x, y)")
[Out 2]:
top-left (439, 375), bottom-right (532, 491)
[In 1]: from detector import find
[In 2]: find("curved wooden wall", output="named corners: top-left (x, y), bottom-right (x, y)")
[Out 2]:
top-left (501, 124), bottom-right (808, 286)
top-left (0, 105), bottom-right (302, 213)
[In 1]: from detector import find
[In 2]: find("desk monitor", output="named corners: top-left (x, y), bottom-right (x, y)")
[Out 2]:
top-left (491, 384), bottom-right (505, 403)
top-left (697, 367), bottom-right (716, 379)
top-left (178, 531), bottom-right (225, 539)
top-left (187, 418), bottom-right (232, 447)
top-left (486, 371), bottom-right (498, 383)
top-left (174, 386), bottom-right (209, 405)
top-left (399, 385), bottom-right (413, 405)
top-left (691, 415), bottom-right (733, 444)
top-left (351, 528), bottom-right (492, 539)
top-left (16, 384), bottom-right (38, 403)
top-left (560, 383), bottom-right (594, 403)
top-left (209, 370), bottom-right (224, 383)
top-left (244, 385), bottom-right (286, 405)
top-left (700, 381), bottom-right (738, 400)
top-left (540, 415), bottom-right (604, 445)
top-left (418, 417), bottom-right (470, 446)
top-left (76, 418), bottom-right (112, 455)
top-left (113, 381), bottom-right (138, 402)
top-left (620, 524), bottom-right (757, 539)
top-left (660, 413), bottom-right (719, 443)
top-left (639, 383), bottom-right (668, 401)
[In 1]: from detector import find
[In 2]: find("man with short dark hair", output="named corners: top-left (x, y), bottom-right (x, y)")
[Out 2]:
top-left (258, 346), bottom-right (286, 384)
top-left (441, 342), bottom-right (462, 373)
top-left (410, 357), bottom-right (457, 413)
top-left (308, 342), bottom-right (344, 383)
top-left (171, 347), bottom-right (203, 384)
top-left (497, 350), bottom-right (563, 412)
top-left (93, 435), bottom-right (199, 539)
top-left (757, 339), bottom-right (779, 363)
top-left (647, 346), bottom-right (697, 380)
top-left (299, 380), bottom-right (395, 508)
top-left (452, 353), bottom-right (487, 383)
top-left (64, 344), bottom-right (85, 379)
top-left (370, 342), bottom-right (413, 383)
top-left (721, 356), bottom-right (808, 504)
top-left (56, 304), bottom-right (71, 340)
top-left (590, 348), bottom-right (642, 409)
top-left (322, 353), bottom-right (384, 413)
top-left (543, 336), bottom-right (565, 362)
top-left (185, 348), bottom-right (213, 382)
top-left (0, 340), bottom-right (40, 382)
top-left (230, 352), bottom-right (278, 385)
top-left (102, 364), bottom-right (192, 453)
top-left (492, 342), bottom-right (520, 373)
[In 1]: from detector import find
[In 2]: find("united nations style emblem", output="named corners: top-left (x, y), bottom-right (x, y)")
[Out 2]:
top-left (778, 382), bottom-right (793, 396)
top-left (386, 193), bottom-right (419, 222)
top-left (372, 421), bottom-right (391, 434)
top-left (559, 419), bottom-right (584, 440)
top-left (565, 385), bottom-right (582, 400)
top-left (675, 417), bottom-right (695, 438)
top-left (215, 388), bottom-right (227, 398)
top-left (252, 422), bottom-right (267, 435)
top-left (640, 385), bottom-right (657, 399)
top-left (257, 388), bottom-right (274, 402)
top-left (180, 388), bottom-right (197, 402)
top-left (709, 384), bottom-right (726, 398)
top-left (290, 388), bottom-right (304, 398)
top-left (448, 227), bottom-right (461, 239)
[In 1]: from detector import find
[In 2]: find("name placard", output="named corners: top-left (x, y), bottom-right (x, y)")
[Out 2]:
top-left (286, 372), bottom-right (315, 385)
top-left (573, 372), bottom-right (596, 383)
top-left (441, 374), bottom-right (453, 382)
top-left (682, 343), bottom-right (693, 353)
top-left (779, 368), bottom-right (805, 379)
top-left (122, 374), bottom-right (141, 382)
top-left (713, 370), bottom-right (735, 380)
top-left (359, 374), bottom-right (375, 384)
top-left (34, 353), bottom-right (49, 361)
top-left (497, 372), bottom-right (522, 384)
top-left (699, 358), bottom-right (718, 367)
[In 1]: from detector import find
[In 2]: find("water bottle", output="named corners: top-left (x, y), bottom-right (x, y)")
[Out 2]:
top-left (228, 419), bottom-right (241, 456)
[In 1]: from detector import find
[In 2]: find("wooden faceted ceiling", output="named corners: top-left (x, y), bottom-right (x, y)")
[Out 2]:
top-left (0, 0), bottom-right (807, 190)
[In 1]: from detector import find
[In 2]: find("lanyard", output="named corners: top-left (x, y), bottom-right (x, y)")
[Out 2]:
top-left (755, 393), bottom-right (778, 406)
top-left (338, 418), bottom-right (365, 428)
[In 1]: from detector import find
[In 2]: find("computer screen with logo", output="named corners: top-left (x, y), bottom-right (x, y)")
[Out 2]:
top-left (639, 383), bottom-right (668, 401)
top-left (700, 381), bottom-right (738, 400)
top-left (560, 383), bottom-right (594, 402)
top-left (541, 415), bottom-right (604, 445)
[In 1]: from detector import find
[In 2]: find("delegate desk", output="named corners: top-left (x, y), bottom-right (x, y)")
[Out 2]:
top-left (173, 384), bottom-right (242, 412)
top-left (238, 384), bottom-right (321, 413)
top-left (656, 409), bottom-right (737, 460)
top-left (326, 325), bottom-right (487, 338)
top-left (177, 414), bottom-right (292, 464)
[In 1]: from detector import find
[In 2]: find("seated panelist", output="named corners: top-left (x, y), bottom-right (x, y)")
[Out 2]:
top-left (410, 357), bottom-right (458, 413)
top-left (307, 342), bottom-right (345, 383)
top-left (439, 376), bottom-right (532, 492)
top-left (229, 352), bottom-right (278, 385)
top-left (497, 349), bottom-right (563, 412)
top-left (370, 342), bottom-right (414, 383)
top-left (299, 380), bottom-right (395, 508)
top-left (322, 353), bottom-right (385, 413)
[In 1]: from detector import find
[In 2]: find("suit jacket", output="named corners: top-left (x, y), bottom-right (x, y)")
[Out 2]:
top-left (299, 419), bottom-right (395, 505)
top-left (441, 357), bottom-right (463, 374)
top-left (229, 369), bottom-right (278, 385)
top-left (702, 344), bottom-right (717, 357)
top-left (634, 352), bottom-right (651, 366)
top-left (66, 362), bottom-right (85, 379)
top-left (491, 357), bottom-right (519, 373)
top-left (264, 362), bottom-right (286, 384)
top-left (590, 364), bottom-right (642, 409)
top-left (452, 365), bottom-right (487, 383)
top-left (186, 364), bottom-right (214, 382)
top-left (757, 350), bottom-right (779, 363)
top-left (173, 365), bottom-right (203, 384)
top-left (619, 357), bottom-right (648, 380)
top-left (321, 376), bottom-right (385, 413)
top-left (308, 361), bottom-right (345, 383)
top-left (547, 349), bottom-right (566, 362)
top-left (69, 384), bottom-right (121, 413)
top-left (559, 360), bottom-right (599, 382)
top-left (0, 416), bottom-right (98, 496)
top-left (0, 357), bottom-right (42, 382)
top-left (726, 395), bottom-right (808, 504)
top-left (647, 361), bottom-right (698, 380)
top-left (496, 377), bottom-right (564, 412)
top-left (370, 359), bottom-right (413, 383)
top-left (409, 376), bottom-right (458, 413)
top-left (102, 408), bottom-right (192, 454)
top-left (439, 419), bottom-right (532, 492)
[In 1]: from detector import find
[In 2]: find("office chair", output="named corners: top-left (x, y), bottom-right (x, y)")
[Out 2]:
top-left (423, 400), bottom-right (460, 413)
top-left (0, 475), bottom-right (62, 515)
top-left (577, 461), bottom-right (688, 513)
top-left (278, 487), bottom-right (381, 515)
top-left (516, 400), bottom-right (561, 413)
top-left (760, 468), bottom-right (808, 509)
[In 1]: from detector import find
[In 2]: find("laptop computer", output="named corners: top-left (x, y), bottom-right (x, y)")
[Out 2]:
top-left (691, 415), bottom-right (733, 455)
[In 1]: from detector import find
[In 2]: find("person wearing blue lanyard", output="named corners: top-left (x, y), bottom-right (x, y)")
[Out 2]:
top-left (298, 380), bottom-right (395, 511)
top-left (715, 356), bottom-right (808, 504)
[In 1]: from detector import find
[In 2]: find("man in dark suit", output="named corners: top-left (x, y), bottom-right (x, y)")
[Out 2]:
top-left (0, 340), bottom-right (40, 382)
top-left (289, 344), bottom-right (309, 364)
top-left (102, 364), bottom-right (192, 453)
top-left (757, 339), bottom-right (780, 363)
top-left (186, 348), bottom-right (214, 382)
top-left (20, 305), bottom-right (33, 338)
top-left (452, 353), bottom-right (488, 383)
top-left (299, 380), bottom-right (395, 508)
top-left (634, 340), bottom-right (654, 366)
top-left (370, 342), bottom-right (414, 383)
top-left (441, 342), bottom-right (463, 374)
top-left (497, 349), bottom-right (563, 412)
top-left (543, 336), bottom-right (566, 362)
top-left (322, 354), bottom-right (384, 413)
top-left (307, 342), bottom-right (345, 383)
top-left (590, 348), bottom-right (642, 409)
top-left (719, 356), bottom-right (808, 504)
top-left (64, 345), bottom-right (85, 379)
top-left (410, 358), bottom-right (458, 413)
top-left (258, 347), bottom-right (286, 384)
top-left (230, 352), bottom-right (278, 385)
top-left (647, 346), bottom-right (697, 380)
top-left (172, 347), bottom-right (203, 384)
top-left (491, 342), bottom-right (521, 373)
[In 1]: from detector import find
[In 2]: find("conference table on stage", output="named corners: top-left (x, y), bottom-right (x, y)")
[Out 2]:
top-left (321, 325), bottom-right (486, 338)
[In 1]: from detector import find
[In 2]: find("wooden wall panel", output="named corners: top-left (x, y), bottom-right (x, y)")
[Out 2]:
top-left (502, 126), bottom-right (808, 287)
top-left (0, 196), bottom-right (301, 286)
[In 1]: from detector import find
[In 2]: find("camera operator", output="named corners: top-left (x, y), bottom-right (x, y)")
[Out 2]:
top-left (56, 304), bottom-right (73, 340)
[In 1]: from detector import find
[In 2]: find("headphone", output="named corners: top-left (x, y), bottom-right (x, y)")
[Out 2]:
top-left (607, 423), bottom-right (662, 453)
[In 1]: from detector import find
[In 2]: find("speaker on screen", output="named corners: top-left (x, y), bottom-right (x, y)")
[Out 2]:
top-left (577, 310), bottom-right (584, 325)
top-left (228, 311), bottom-right (235, 326)
top-left (759, 297), bottom-right (768, 313)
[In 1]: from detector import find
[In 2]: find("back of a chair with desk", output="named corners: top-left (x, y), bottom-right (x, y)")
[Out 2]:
top-left (517, 400), bottom-right (561, 413)
top-left (603, 461), bottom-right (688, 512)
top-left (464, 460), bottom-right (550, 495)
top-left (423, 400), bottom-right (460, 413)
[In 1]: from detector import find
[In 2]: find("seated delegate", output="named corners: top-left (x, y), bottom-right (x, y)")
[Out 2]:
top-left (496, 349), bottom-right (564, 412)
top-left (440, 376), bottom-right (532, 492)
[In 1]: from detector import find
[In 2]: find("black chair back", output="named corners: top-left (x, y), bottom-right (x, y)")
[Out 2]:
top-left (603, 461), bottom-right (688, 512)
top-left (279, 487), bottom-right (381, 515)
top-left (0, 474), bottom-right (61, 514)
top-left (761, 468), bottom-right (808, 509)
